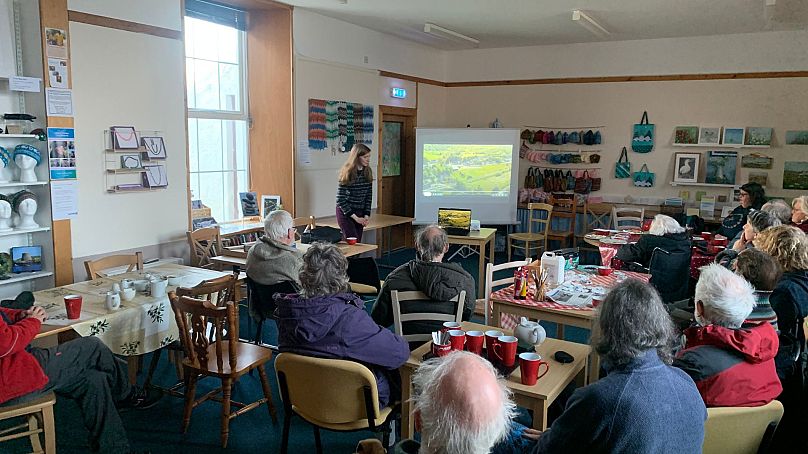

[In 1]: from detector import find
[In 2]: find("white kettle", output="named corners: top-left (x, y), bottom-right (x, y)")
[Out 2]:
top-left (514, 317), bottom-right (547, 349)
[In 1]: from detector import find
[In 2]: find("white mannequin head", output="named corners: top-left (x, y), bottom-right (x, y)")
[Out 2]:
top-left (18, 198), bottom-right (36, 216)
top-left (0, 200), bottom-right (11, 219)
top-left (14, 154), bottom-right (36, 170)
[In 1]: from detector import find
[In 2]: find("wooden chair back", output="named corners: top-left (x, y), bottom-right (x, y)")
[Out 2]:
top-left (483, 258), bottom-right (532, 325)
top-left (84, 251), bottom-right (144, 280)
top-left (170, 294), bottom-right (239, 373)
top-left (612, 206), bottom-right (645, 230)
top-left (583, 202), bottom-right (613, 231)
top-left (391, 290), bottom-right (466, 342)
top-left (175, 273), bottom-right (237, 307)
top-left (550, 195), bottom-right (577, 232)
top-left (0, 392), bottom-right (56, 453)
top-left (526, 203), bottom-right (552, 235)
top-left (703, 400), bottom-right (783, 454)
top-left (187, 227), bottom-right (223, 268)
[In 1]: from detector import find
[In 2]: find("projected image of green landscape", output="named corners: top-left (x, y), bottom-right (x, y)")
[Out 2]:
top-left (422, 144), bottom-right (512, 196)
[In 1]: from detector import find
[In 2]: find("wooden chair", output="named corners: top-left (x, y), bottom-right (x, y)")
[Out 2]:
top-left (547, 195), bottom-right (577, 248)
top-left (0, 393), bottom-right (56, 454)
top-left (476, 259), bottom-right (532, 326)
top-left (508, 203), bottom-right (552, 261)
top-left (84, 251), bottom-right (144, 280)
top-left (576, 201), bottom-right (612, 249)
top-left (187, 226), bottom-right (223, 269)
top-left (612, 206), bottom-right (645, 230)
top-left (275, 353), bottom-right (399, 454)
top-left (170, 292), bottom-right (278, 448)
top-left (702, 400), bottom-right (784, 454)
top-left (391, 290), bottom-right (466, 343)
top-left (245, 276), bottom-right (297, 346)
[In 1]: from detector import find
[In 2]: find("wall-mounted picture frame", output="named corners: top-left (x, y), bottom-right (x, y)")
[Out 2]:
top-left (705, 150), bottom-right (737, 185)
top-left (785, 130), bottom-right (808, 145)
top-left (674, 152), bottom-right (700, 183)
top-left (11, 245), bottom-right (43, 273)
top-left (261, 195), bottom-right (281, 218)
top-left (745, 127), bottom-right (773, 146)
top-left (698, 127), bottom-right (721, 145)
top-left (239, 192), bottom-right (259, 217)
top-left (674, 126), bottom-right (699, 144)
top-left (142, 165), bottom-right (168, 187)
top-left (120, 154), bottom-right (142, 169)
top-left (741, 153), bottom-right (773, 169)
top-left (722, 127), bottom-right (745, 145)
top-left (110, 126), bottom-right (139, 149)
top-left (142, 136), bottom-right (167, 159)
top-left (748, 172), bottom-right (768, 187)
top-left (783, 162), bottom-right (808, 190)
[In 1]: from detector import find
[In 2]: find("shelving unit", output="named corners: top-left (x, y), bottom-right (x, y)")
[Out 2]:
top-left (103, 129), bottom-right (167, 193)
top-left (670, 182), bottom-right (737, 188)
top-left (0, 271), bottom-right (54, 285)
top-left (0, 134), bottom-right (38, 139)
top-left (0, 227), bottom-right (50, 238)
top-left (672, 143), bottom-right (770, 149)
top-left (106, 186), bottom-right (167, 193)
top-left (0, 181), bottom-right (48, 188)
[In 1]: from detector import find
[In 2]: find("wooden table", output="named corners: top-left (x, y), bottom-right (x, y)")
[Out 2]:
top-left (316, 213), bottom-right (414, 263)
top-left (400, 321), bottom-right (590, 438)
top-left (446, 228), bottom-right (496, 297)
top-left (211, 241), bottom-right (378, 268)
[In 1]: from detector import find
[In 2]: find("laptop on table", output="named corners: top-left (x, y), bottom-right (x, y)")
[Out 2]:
top-left (437, 208), bottom-right (472, 236)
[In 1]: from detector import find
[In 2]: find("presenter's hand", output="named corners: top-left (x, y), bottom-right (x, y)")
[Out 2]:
top-left (363, 215), bottom-right (370, 226)
top-left (351, 214), bottom-right (361, 223)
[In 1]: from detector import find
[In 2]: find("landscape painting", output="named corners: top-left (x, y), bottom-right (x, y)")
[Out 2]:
top-left (745, 127), bottom-right (773, 146)
top-left (783, 161), bottom-right (808, 190)
top-left (786, 130), bottom-right (808, 145)
top-left (741, 154), bottom-right (773, 169)
top-left (705, 151), bottom-right (737, 185)
top-left (674, 126), bottom-right (699, 144)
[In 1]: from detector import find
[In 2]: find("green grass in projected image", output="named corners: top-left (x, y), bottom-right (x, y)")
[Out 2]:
top-left (423, 144), bottom-right (512, 196)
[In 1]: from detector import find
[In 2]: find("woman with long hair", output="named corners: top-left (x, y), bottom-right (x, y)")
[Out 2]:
top-left (718, 182), bottom-right (765, 239)
top-left (336, 144), bottom-right (373, 241)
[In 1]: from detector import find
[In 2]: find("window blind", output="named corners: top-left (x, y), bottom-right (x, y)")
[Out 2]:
top-left (185, 0), bottom-right (246, 31)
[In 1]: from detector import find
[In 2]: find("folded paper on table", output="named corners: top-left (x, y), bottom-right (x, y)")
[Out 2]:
top-left (599, 246), bottom-right (617, 267)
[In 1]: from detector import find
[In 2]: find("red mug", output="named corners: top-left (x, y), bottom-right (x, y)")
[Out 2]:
top-left (465, 330), bottom-right (484, 355)
top-left (597, 266), bottom-right (613, 276)
top-left (701, 232), bottom-right (713, 241)
top-left (519, 352), bottom-right (550, 385)
top-left (441, 321), bottom-right (461, 333)
top-left (432, 342), bottom-right (451, 357)
top-left (641, 219), bottom-right (652, 232)
top-left (485, 330), bottom-right (503, 361)
top-left (493, 335), bottom-right (518, 367)
top-left (448, 330), bottom-right (466, 351)
top-left (64, 294), bottom-right (82, 320)
top-left (592, 294), bottom-right (605, 307)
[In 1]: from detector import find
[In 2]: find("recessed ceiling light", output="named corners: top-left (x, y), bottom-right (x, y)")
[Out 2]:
top-left (572, 10), bottom-right (610, 39)
top-left (423, 23), bottom-right (479, 47)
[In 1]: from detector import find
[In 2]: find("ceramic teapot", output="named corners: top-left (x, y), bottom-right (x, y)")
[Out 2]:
top-left (514, 317), bottom-right (546, 348)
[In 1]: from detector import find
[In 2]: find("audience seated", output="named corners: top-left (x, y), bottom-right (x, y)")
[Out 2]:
top-left (393, 351), bottom-right (516, 454)
top-left (0, 306), bottom-right (160, 453)
top-left (673, 264), bottom-right (782, 407)
top-left (615, 214), bottom-right (690, 268)
top-left (727, 200), bottom-right (790, 248)
top-left (731, 210), bottom-right (780, 252)
top-left (790, 195), bottom-right (808, 233)
top-left (245, 210), bottom-right (303, 290)
top-left (734, 249), bottom-right (780, 330)
top-left (274, 242), bottom-right (409, 408)
top-left (718, 182), bottom-right (765, 240)
top-left (532, 280), bottom-right (706, 453)
top-left (371, 225), bottom-right (475, 338)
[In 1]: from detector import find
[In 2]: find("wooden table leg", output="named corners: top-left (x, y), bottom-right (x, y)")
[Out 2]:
top-left (575, 362), bottom-right (587, 388)
top-left (492, 301), bottom-right (502, 329)
top-left (532, 399), bottom-right (549, 430)
top-left (556, 324), bottom-right (565, 340)
top-left (587, 320), bottom-right (600, 384)
top-left (478, 241), bottom-right (486, 298)
top-left (400, 367), bottom-right (415, 439)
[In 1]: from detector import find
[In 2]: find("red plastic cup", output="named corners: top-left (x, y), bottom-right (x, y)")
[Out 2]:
top-left (441, 321), bottom-right (461, 333)
top-left (641, 219), bottom-right (652, 232)
top-left (485, 330), bottom-right (503, 361)
top-left (701, 232), bottom-right (713, 241)
top-left (597, 266), bottom-right (613, 276)
top-left (432, 342), bottom-right (451, 357)
top-left (64, 295), bottom-right (82, 320)
top-left (592, 294), bottom-right (605, 307)
top-left (493, 335), bottom-right (518, 367)
top-left (465, 330), bottom-right (484, 355)
top-left (448, 330), bottom-right (466, 351)
top-left (346, 237), bottom-right (358, 245)
top-left (519, 352), bottom-right (550, 385)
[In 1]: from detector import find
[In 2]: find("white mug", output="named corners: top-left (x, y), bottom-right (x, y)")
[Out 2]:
top-left (111, 282), bottom-right (122, 293)
top-left (149, 278), bottom-right (168, 298)
top-left (120, 279), bottom-right (134, 290)
top-left (105, 291), bottom-right (121, 311)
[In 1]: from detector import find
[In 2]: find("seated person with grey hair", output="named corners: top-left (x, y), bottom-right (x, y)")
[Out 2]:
top-left (245, 210), bottom-right (303, 290)
top-left (717, 209), bottom-right (781, 269)
top-left (615, 214), bottom-right (690, 268)
top-left (394, 351), bottom-right (517, 454)
top-left (275, 242), bottom-right (409, 408)
top-left (372, 225), bottom-right (475, 342)
top-left (533, 280), bottom-right (706, 453)
top-left (727, 200), bottom-right (791, 249)
top-left (673, 264), bottom-right (782, 407)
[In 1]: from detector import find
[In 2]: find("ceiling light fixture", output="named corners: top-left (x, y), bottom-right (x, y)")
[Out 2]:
top-left (423, 23), bottom-right (479, 47)
top-left (572, 10), bottom-right (610, 39)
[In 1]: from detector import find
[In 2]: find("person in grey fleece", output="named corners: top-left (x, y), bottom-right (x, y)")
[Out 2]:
top-left (246, 209), bottom-right (303, 290)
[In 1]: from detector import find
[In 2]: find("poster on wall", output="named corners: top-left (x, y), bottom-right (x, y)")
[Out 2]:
top-left (50, 180), bottom-right (78, 220)
top-left (44, 27), bottom-right (68, 59)
top-left (47, 58), bottom-right (69, 89)
top-left (47, 127), bottom-right (76, 180)
top-left (45, 88), bottom-right (73, 117)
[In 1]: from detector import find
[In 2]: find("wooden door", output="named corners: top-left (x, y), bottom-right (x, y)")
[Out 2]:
top-left (379, 107), bottom-right (416, 250)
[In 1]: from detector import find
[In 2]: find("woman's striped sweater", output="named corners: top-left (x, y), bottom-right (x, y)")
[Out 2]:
top-left (336, 174), bottom-right (372, 217)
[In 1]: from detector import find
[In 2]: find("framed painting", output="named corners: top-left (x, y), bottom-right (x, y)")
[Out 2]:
top-left (674, 153), bottom-right (700, 183)
top-left (674, 126), bottom-right (699, 145)
top-left (722, 127), bottom-right (745, 145)
top-left (698, 127), bottom-right (721, 145)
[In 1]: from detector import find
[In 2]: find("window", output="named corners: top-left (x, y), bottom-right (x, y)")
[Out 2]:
top-left (185, 5), bottom-right (249, 223)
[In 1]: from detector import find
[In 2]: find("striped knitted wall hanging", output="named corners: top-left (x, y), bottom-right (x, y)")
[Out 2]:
top-left (308, 99), bottom-right (374, 152)
top-left (307, 99), bottom-right (327, 149)
top-left (325, 100), bottom-right (338, 152)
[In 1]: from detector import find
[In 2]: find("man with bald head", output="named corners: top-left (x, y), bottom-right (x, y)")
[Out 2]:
top-left (372, 225), bottom-right (476, 343)
top-left (392, 351), bottom-right (516, 454)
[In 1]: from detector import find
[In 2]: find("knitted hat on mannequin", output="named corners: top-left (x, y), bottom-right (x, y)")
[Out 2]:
top-left (0, 194), bottom-right (11, 206)
top-left (11, 190), bottom-right (36, 213)
top-left (0, 146), bottom-right (10, 167)
top-left (12, 144), bottom-right (41, 165)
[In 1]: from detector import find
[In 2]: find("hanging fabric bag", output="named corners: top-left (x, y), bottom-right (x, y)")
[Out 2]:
top-left (524, 167), bottom-right (536, 189)
top-left (633, 163), bottom-right (655, 187)
top-left (565, 170), bottom-right (576, 191)
top-left (590, 169), bottom-right (602, 192)
top-left (632, 111), bottom-right (655, 153)
top-left (574, 170), bottom-right (592, 194)
top-left (615, 147), bottom-right (631, 179)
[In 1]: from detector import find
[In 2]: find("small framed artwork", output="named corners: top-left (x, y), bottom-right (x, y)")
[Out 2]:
top-left (722, 127), bottom-right (745, 145)
top-left (142, 165), bottom-right (168, 187)
top-left (674, 153), bottom-right (700, 183)
top-left (698, 127), bottom-right (721, 145)
top-left (11, 246), bottom-right (43, 273)
top-left (785, 130), bottom-right (808, 145)
top-left (674, 126), bottom-right (699, 144)
top-left (748, 172), bottom-right (768, 187)
top-left (261, 195), bottom-right (281, 218)
top-left (705, 150), bottom-right (738, 185)
top-left (745, 127), bottom-right (773, 146)
top-left (142, 136), bottom-right (167, 159)
top-left (741, 154), bottom-right (773, 169)
top-left (120, 154), bottom-right (142, 169)
top-left (110, 126), bottom-right (139, 149)
top-left (783, 161), bottom-right (808, 190)
top-left (239, 192), bottom-right (259, 217)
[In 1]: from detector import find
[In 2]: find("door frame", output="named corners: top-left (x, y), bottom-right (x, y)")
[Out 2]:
top-left (378, 105), bottom-right (417, 248)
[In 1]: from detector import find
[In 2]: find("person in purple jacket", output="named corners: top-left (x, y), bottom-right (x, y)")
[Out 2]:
top-left (275, 242), bottom-right (410, 407)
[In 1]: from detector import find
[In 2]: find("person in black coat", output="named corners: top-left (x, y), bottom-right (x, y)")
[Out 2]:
top-left (615, 214), bottom-right (691, 268)
top-left (718, 182), bottom-right (765, 240)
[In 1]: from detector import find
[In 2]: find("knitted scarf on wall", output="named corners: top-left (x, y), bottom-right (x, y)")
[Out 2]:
top-left (337, 101), bottom-right (348, 152)
top-left (343, 103), bottom-right (355, 153)
top-left (307, 99), bottom-right (327, 150)
top-left (360, 104), bottom-right (373, 145)
top-left (353, 103), bottom-right (364, 146)
top-left (325, 100), bottom-right (338, 153)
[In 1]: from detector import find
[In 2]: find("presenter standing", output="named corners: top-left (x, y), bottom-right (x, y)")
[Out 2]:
top-left (336, 144), bottom-right (373, 241)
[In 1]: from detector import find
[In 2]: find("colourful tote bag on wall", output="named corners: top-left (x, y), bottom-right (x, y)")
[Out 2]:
top-left (615, 147), bottom-right (631, 178)
top-left (633, 163), bottom-right (655, 187)
top-left (632, 111), bottom-right (655, 153)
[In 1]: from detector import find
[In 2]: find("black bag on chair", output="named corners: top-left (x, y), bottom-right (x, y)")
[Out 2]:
top-left (300, 226), bottom-right (343, 244)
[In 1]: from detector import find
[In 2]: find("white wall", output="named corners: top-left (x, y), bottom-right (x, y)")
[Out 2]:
top-left (444, 30), bottom-right (808, 82)
top-left (68, 1), bottom-right (188, 258)
top-left (68, 0), bottom-right (182, 30)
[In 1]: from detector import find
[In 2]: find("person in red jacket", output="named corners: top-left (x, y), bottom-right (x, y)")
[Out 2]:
top-left (673, 264), bottom-right (782, 407)
top-left (0, 305), bottom-right (160, 453)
